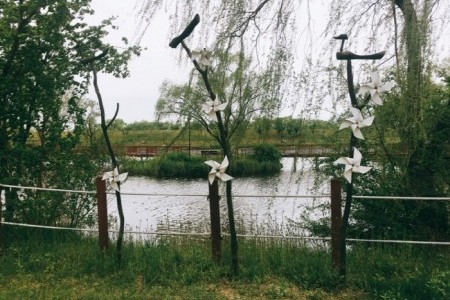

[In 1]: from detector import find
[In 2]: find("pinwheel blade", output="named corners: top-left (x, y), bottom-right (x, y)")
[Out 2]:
top-left (220, 156), bottom-right (229, 169)
top-left (335, 157), bottom-right (350, 165)
top-left (102, 171), bottom-right (113, 180)
top-left (343, 168), bottom-right (353, 183)
top-left (116, 172), bottom-right (128, 183)
top-left (208, 171), bottom-right (217, 185)
top-left (218, 173), bottom-right (233, 182)
top-left (353, 148), bottom-right (363, 163)
top-left (204, 160), bottom-right (221, 169)
top-left (352, 126), bottom-right (365, 140)
top-left (361, 116), bottom-right (374, 127)
top-left (339, 120), bottom-right (352, 130)
top-left (354, 165), bottom-right (372, 174)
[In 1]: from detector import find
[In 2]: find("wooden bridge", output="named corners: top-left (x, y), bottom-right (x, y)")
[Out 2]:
top-left (124, 145), bottom-right (344, 158)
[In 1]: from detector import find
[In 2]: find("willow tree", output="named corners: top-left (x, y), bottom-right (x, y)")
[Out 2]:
top-left (156, 46), bottom-right (282, 150)
top-left (137, 0), bottom-right (301, 113)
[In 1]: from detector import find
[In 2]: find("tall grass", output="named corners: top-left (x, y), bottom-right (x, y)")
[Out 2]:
top-left (1, 227), bottom-right (448, 299)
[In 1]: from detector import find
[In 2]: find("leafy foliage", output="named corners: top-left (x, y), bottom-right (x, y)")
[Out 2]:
top-left (0, 0), bottom-right (139, 226)
top-left (156, 48), bottom-right (284, 151)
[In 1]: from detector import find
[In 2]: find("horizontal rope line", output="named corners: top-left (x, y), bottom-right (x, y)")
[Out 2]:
top-left (346, 238), bottom-right (450, 245)
top-left (2, 222), bottom-right (449, 245)
top-left (0, 183), bottom-right (96, 195)
top-left (353, 195), bottom-right (450, 201)
top-left (0, 182), bottom-right (328, 199)
top-left (117, 192), bottom-right (206, 197)
top-left (1, 222), bottom-right (99, 232)
top-left (2, 183), bottom-right (447, 201)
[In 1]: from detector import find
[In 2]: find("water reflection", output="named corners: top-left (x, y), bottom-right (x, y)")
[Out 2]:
top-left (108, 157), bottom-right (329, 236)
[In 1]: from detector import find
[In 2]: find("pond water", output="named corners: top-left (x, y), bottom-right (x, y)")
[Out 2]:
top-left (108, 157), bottom-right (331, 236)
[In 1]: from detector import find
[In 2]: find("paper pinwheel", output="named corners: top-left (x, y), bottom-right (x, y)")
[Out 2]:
top-left (204, 156), bottom-right (233, 185)
top-left (339, 107), bottom-right (374, 139)
top-left (357, 72), bottom-right (394, 105)
top-left (191, 47), bottom-right (212, 66)
top-left (202, 99), bottom-right (228, 121)
top-left (17, 189), bottom-right (27, 201)
top-left (334, 148), bottom-right (371, 183)
top-left (102, 167), bottom-right (128, 191)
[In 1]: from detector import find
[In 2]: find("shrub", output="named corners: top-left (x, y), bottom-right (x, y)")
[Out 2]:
top-left (252, 144), bottom-right (282, 163)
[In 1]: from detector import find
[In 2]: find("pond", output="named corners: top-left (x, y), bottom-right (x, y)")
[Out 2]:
top-left (108, 157), bottom-right (331, 237)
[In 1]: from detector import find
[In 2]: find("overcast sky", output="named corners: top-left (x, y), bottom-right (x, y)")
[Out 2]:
top-left (87, 0), bottom-right (333, 123)
top-left (87, 0), bottom-right (190, 123)
top-left (87, 1), bottom-right (450, 124)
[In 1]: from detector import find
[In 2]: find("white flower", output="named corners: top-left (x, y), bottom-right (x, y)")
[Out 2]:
top-left (102, 167), bottom-right (128, 191)
top-left (204, 156), bottom-right (233, 185)
top-left (334, 148), bottom-right (371, 183)
top-left (191, 46), bottom-right (212, 66)
top-left (339, 107), bottom-right (374, 140)
top-left (357, 72), bottom-right (394, 105)
top-left (202, 99), bottom-right (228, 121)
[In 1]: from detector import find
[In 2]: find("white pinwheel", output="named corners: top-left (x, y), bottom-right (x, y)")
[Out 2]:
top-left (202, 99), bottom-right (228, 121)
top-left (334, 148), bottom-right (371, 183)
top-left (357, 72), bottom-right (394, 105)
top-left (339, 107), bottom-right (374, 140)
top-left (204, 156), bottom-right (233, 185)
top-left (17, 189), bottom-right (27, 201)
top-left (102, 167), bottom-right (128, 191)
top-left (191, 46), bottom-right (212, 66)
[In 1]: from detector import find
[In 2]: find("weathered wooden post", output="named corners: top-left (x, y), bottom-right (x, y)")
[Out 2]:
top-left (0, 191), bottom-right (3, 255)
top-left (208, 180), bottom-right (221, 263)
top-left (331, 179), bottom-right (342, 269)
top-left (96, 177), bottom-right (109, 251)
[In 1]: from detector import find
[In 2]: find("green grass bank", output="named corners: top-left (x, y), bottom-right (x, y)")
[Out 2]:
top-left (0, 229), bottom-right (448, 299)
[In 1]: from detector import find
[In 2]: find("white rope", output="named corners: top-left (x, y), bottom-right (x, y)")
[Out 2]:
top-left (117, 192), bottom-right (206, 197)
top-left (0, 183), bottom-right (96, 195)
top-left (346, 238), bottom-right (450, 245)
top-left (2, 222), bottom-right (449, 245)
top-left (2, 183), bottom-right (448, 201)
top-left (232, 194), bottom-right (330, 199)
top-left (1, 222), bottom-right (98, 232)
top-left (0, 182), bottom-right (329, 199)
top-left (353, 195), bottom-right (450, 201)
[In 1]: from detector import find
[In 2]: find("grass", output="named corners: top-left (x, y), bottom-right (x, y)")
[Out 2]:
top-left (1, 228), bottom-right (449, 299)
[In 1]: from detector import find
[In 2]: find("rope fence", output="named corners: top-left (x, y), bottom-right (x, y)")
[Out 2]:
top-left (2, 221), bottom-right (449, 245)
top-left (3, 183), bottom-right (449, 200)
top-left (0, 183), bottom-right (331, 199)
top-left (1, 182), bottom-right (449, 248)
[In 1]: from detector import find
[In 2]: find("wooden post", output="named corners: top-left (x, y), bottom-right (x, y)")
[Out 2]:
top-left (331, 179), bottom-right (342, 270)
top-left (208, 180), bottom-right (221, 263)
top-left (0, 191), bottom-right (3, 255)
top-left (96, 177), bottom-right (109, 251)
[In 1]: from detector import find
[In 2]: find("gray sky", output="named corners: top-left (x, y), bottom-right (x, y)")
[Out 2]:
top-left (87, 1), bottom-right (450, 124)
top-left (87, 0), bottom-right (189, 123)
top-left (87, 0), bottom-right (332, 123)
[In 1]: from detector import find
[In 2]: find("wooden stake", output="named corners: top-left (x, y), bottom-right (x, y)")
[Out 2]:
top-left (96, 177), bottom-right (109, 251)
top-left (208, 180), bottom-right (221, 263)
top-left (331, 179), bottom-right (342, 269)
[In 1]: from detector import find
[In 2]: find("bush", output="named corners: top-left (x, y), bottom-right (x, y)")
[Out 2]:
top-left (252, 144), bottom-right (282, 163)
top-left (122, 153), bottom-right (208, 178)
top-left (122, 150), bottom-right (282, 179)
